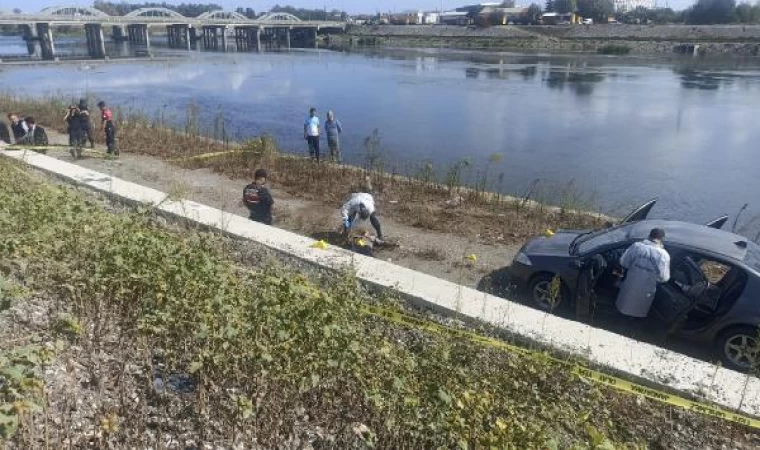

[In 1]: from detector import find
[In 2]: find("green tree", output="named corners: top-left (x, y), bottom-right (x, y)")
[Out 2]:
top-left (527, 3), bottom-right (544, 22)
top-left (685, 0), bottom-right (737, 24)
top-left (501, 0), bottom-right (517, 7)
top-left (545, 0), bottom-right (555, 12)
top-left (554, 0), bottom-right (578, 14)
top-left (577, 0), bottom-right (614, 22)
top-left (735, 2), bottom-right (760, 23)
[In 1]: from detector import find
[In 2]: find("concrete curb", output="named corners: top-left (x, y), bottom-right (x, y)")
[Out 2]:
top-left (3, 149), bottom-right (759, 417)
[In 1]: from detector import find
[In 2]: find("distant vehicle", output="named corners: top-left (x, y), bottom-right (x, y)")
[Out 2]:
top-left (506, 199), bottom-right (760, 371)
top-left (582, 18), bottom-right (593, 24)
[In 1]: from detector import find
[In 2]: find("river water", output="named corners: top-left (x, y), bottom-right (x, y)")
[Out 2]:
top-left (2, 34), bottom-right (760, 232)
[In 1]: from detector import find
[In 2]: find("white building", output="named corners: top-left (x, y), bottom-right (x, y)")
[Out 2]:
top-left (614, 0), bottom-right (656, 13)
top-left (423, 12), bottom-right (440, 24)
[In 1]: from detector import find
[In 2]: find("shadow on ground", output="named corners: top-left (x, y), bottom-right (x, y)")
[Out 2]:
top-left (478, 266), bottom-right (717, 366)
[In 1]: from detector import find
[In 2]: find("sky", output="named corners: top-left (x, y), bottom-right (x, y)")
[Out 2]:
top-left (8, 0), bottom-right (696, 15)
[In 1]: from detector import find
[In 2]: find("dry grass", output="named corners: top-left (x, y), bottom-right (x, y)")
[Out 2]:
top-left (3, 93), bottom-right (607, 244)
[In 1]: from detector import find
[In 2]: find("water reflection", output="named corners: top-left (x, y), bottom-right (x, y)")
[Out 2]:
top-left (543, 68), bottom-right (606, 96)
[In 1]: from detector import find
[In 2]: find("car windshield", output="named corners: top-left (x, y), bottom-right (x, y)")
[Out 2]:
top-left (574, 226), bottom-right (630, 255)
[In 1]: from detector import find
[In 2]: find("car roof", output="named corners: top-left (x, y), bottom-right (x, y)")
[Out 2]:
top-left (628, 220), bottom-right (754, 262)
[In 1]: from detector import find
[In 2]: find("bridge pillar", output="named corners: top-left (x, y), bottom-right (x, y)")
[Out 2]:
top-left (35, 23), bottom-right (56, 61)
top-left (220, 26), bottom-right (228, 52)
top-left (286, 27), bottom-right (291, 51)
top-left (313, 27), bottom-right (319, 49)
top-left (85, 24), bottom-right (106, 59)
top-left (189, 26), bottom-right (198, 50)
top-left (256, 27), bottom-right (262, 52)
top-left (21, 24), bottom-right (39, 57)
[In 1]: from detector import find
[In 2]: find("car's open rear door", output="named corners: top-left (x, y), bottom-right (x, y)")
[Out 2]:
top-left (705, 215), bottom-right (729, 229)
top-left (620, 198), bottom-right (657, 224)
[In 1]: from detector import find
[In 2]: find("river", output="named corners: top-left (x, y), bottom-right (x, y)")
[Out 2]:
top-left (2, 34), bottom-right (760, 234)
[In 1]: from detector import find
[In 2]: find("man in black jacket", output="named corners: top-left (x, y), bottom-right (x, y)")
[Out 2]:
top-left (17, 117), bottom-right (48, 146)
top-left (7, 113), bottom-right (27, 142)
top-left (243, 169), bottom-right (274, 225)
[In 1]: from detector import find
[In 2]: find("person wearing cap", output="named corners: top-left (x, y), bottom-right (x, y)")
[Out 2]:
top-left (340, 192), bottom-right (383, 241)
top-left (616, 228), bottom-right (671, 318)
top-left (243, 169), bottom-right (274, 225)
top-left (97, 100), bottom-right (118, 156)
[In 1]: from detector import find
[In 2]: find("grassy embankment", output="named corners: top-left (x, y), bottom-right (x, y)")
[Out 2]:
top-left (3, 153), bottom-right (760, 448)
top-left (1, 93), bottom-right (608, 246)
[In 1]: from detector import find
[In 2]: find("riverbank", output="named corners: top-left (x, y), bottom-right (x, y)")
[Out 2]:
top-left (3, 156), bottom-right (760, 448)
top-left (334, 24), bottom-right (760, 55)
top-left (1, 94), bottom-right (610, 289)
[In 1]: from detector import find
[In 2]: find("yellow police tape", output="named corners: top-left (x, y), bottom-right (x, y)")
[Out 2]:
top-left (168, 149), bottom-right (244, 163)
top-left (361, 304), bottom-right (760, 430)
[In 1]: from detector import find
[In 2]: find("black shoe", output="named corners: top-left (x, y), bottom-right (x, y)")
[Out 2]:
top-left (69, 148), bottom-right (75, 158)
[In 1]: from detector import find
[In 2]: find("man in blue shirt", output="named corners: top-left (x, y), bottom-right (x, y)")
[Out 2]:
top-left (303, 107), bottom-right (320, 162)
top-left (324, 110), bottom-right (343, 163)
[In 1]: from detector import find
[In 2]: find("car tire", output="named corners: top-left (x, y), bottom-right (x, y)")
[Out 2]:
top-left (716, 326), bottom-right (759, 372)
top-left (529, 273), bottom-right (566, 312)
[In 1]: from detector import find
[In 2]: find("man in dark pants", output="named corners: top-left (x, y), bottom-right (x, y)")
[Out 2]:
top-left (17, 117), bottom-right (48, 146)
top-left (303, 107), bottom-right (320, 162)
top-left (97, 101), bottom-right (118, 156)
top-left (78, 99), bottom-right (95, 148)
top-left (341, 192), bottom-right (383, 241)
top-left (64, 104), bottom-right (86, 158)
top-left (243, 169), bottom-right (274, 225)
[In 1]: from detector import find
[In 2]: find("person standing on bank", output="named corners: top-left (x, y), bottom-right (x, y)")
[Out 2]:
top-left (97, 101), bottom-right (118, 156)
top-left (243, 169), bottom-right (274, 225)
top-left (304, 107), bottom-right (320, 162)
top-left (324, 110), bottom-right (343, 163)
top-left (616, 228), bottom-right (670, 318)
top-left (7, 113), bottom-right (28, 143)
top-left (78, 99), bottom-right (95, 148)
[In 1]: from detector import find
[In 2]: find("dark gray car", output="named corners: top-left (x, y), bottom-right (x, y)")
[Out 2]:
top-left (508, 200), bottom-right (760, 371)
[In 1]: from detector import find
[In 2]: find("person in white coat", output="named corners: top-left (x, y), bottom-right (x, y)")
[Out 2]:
top-left (616, 228), bottom-right (671, 318)
top-left (340, 192), bottom-right (383, 240)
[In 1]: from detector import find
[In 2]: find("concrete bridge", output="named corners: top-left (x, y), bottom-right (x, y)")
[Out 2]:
top-left (0, 6), bottom-right (346, 60)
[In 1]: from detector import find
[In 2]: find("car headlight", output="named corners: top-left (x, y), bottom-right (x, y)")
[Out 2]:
top-left (514, 252), bottom-right (532, 266)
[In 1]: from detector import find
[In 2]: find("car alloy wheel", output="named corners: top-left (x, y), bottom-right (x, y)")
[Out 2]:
top-left (530, 275), bottom-right (562, 312)
top-left (723, 332), bottom-right (758, 371)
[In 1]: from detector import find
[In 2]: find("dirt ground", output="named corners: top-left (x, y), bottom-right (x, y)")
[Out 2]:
top-left (28, 126), bottom-right (520, 290)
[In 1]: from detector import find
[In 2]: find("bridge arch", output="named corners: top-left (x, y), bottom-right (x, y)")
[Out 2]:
top-left (40, 6), bottom-right (110, 17)
top-left (197, 10), bottom-right (249, 21)
top-left (124, 7), bottom-right (185, 18)
top-left (258, 12), bottom-right (302, 22)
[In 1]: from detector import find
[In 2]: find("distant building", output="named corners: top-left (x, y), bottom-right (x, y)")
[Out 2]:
top-left (439, 11), bottom-right (469, 25)
top-left (390, 11), bottom-right (424, 25)
top-left (423, 12), bottom-right (440, 24)
top-left (613, 0), bottom-right (656, 13)
top-left (541, 12), bottom-right (582, 24)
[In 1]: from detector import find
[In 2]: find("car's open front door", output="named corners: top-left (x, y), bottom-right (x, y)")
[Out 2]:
top-left (620, 198), bottom-right (657, 224)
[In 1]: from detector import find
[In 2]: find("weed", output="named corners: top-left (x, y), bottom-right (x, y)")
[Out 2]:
top-left (0, 157), bottom-right (735, 448)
